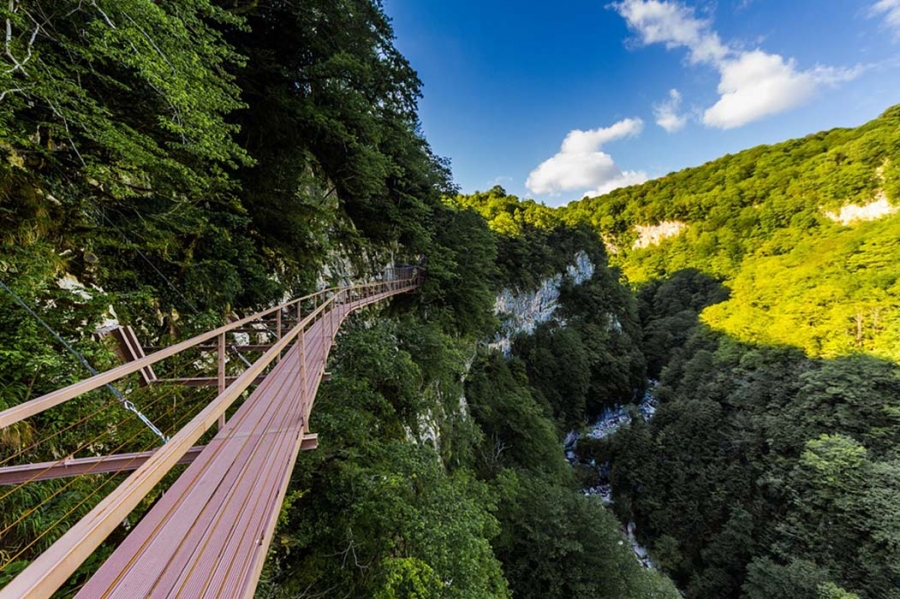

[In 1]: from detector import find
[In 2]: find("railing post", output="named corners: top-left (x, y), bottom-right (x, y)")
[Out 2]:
top-left (276, 308), bottom-right (283, 363)
top-left (299, 311), bottom-right (307, 409)
top-left (328, 295), bottom-right (334, 341)
top-left (217, 332), bottom-right (226, 430)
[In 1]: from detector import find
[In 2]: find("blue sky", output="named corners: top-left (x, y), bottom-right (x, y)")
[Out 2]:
top-left (386, 0), bottom-right (900, 207)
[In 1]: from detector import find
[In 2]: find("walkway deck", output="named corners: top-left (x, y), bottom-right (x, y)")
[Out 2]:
top-left (0, 276), bottom-right (418, 599)
top-left (77, 299), bottom-right (364, 598)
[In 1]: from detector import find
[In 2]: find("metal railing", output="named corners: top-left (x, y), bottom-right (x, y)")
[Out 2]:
top-left (0, 267), bottom-right (421, 599)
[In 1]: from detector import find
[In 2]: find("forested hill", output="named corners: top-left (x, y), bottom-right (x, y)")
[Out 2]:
top-left (560, 107), bottom-right (900, 599)
top-left (0, 2), bottom-right (676, 598)
top-left (455, 106), bottom-right (900, 599)
top-left (563, 105), bottom-right (900, 362)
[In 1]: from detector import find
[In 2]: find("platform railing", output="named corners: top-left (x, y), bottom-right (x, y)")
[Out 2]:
top-left (0, 267), bottom-right (421, 599)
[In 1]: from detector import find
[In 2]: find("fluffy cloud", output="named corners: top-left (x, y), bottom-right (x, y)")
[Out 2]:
top-left (654, 89), bottom-right (688, 132)
top-left (703, 52), bottom-right (859, 129)
top-left (526, 118), bottom-right (647, 198)
top-left (871, 0), bottom-right (900, 36)
top-left (703, 51), bottom-right (815, 129)
top-left (614, 0), bottom-right (860, 129)
top-left (614, 0), bottom-right (726, 64)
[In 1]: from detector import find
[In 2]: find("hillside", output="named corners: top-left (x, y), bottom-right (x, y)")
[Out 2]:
top-left (563, 106), bottom-right (900, 362)
top-left (452, 106), bottom-right (900, 599)
top-left (565, 107), bottom-right (900, 599)
top-left (0, 2), bottom-right (676, 597)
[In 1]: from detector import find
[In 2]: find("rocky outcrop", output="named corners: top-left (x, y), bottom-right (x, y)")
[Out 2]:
top-left (57, 273), bottom-right (120, 333)
top-left (825, 193), bottom-right (896, 225)
top-left (315, 245), bottom-right (404, 291)
top-left (632, 221), bottom-right (686, 249)
top-left (490, 251), bottom-right (595, 355)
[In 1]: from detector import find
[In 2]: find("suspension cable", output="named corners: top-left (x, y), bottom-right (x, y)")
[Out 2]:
top-left (0, 396), bottom-right (189, 565)
top-left (0, 279), bottom-right (168, 444)
top-left (0, 340), bottom-right (214, 469)
top-left (1, 381), bottom-right (220, 569)
top-left (0, 377), bottom-right (203, 502)
top-left (0, 383), bottom-right (200, 542)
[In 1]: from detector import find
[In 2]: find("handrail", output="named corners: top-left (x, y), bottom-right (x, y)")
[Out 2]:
top-left (0, 268), bottom-right (421, 429)
top-left (0, 270), bottom-right (421, 599)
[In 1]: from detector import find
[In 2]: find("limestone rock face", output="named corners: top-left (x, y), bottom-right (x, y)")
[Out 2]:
top-left (632, 221), bottom-right (686, 249)
top-left (315, 246), bottom-right (403, 292)
top-left (316, 252), bottom-right (357, 290)
top-left (490, 251), bottom-right (595, 355)
top-left (825, 193), bottom-right (896, 225)
top-left (57, 272), bottom-right (120, 333)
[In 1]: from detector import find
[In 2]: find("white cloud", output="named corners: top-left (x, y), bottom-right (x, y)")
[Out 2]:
top-left (703, 53), bottom-right (860, 129)
top-left (526, 118), bottom-right (648, 198)
top-left (614, 0), bottom-right (727, 65)
top-left (654, 88), bottom-right (688, 132)
top-left (702, 52), bottom-right (812, 128)
top-left (560, 117), bottom-right (644, 152)
top-left (871, 0), bottom-right (900, 37)
top-left (613, 0), bottom-right (861, 129)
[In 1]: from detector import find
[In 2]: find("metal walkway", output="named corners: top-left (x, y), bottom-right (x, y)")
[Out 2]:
top-left (0, 270), bottom-right (420, 598)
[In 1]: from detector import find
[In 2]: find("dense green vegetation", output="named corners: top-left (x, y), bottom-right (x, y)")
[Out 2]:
top-left (263, 314), bottom-right (675, 598)
top-left (261, 187), bottom-right (677, 596)
top-left (450, 186), bottom-right (648, 425)
top-left (452, 105), bottom-right (900, 599)
top-left (0, 1), bottom-right (677, 597)
top-left (3, 1), bottom-right (899, 598)
top-left (595, 276), bottom-right (900, 599)
top-left (562, 107), bottom-right (900, 362)
top-left (559, 108), bottom-right (900, 599)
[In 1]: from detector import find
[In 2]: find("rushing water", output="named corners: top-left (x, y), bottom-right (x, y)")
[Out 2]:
top-left (565, 382), bottom-right (659, 568)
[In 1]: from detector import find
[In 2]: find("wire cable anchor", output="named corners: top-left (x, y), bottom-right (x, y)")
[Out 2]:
top-left (0, 279), bottom-right (169, 445)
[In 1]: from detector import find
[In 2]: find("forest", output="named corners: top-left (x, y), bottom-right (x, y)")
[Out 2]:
top-left (455, 102), bottom-right (900, 597)
top-left (0, 1), bottom-right (673, 597)
top-left (560, 106), bottom-right (900, 598)
top-left (0, 1), bottom-right (898, 598)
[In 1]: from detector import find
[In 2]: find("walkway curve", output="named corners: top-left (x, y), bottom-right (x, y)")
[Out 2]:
top-left (0, 270), bottom-right (421, 599)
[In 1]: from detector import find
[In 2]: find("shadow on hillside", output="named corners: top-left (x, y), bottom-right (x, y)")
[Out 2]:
top-left (635, 268), bottom-right (731, 380)
top-left (601, 267), bottom-right (900, 599)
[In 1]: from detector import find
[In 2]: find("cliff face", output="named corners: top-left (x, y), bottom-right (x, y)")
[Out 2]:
top-left (632, 221), bottom-right (686, 249)
top-left (491, 251), bottom-right (595, 355)
top-left (315, 244), bottom-right (404, 291)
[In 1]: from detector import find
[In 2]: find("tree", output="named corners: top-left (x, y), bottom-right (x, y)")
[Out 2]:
top-left (491, 471), bottom-right (679, 599)
top-left (1, 0), bottom-right (250, 198)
